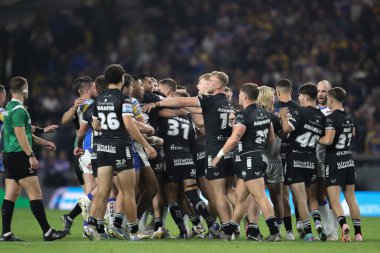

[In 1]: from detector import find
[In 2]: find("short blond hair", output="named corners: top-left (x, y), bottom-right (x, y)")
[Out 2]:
top-left (199, 73), bottom-right (211, 81)
top-left (211, 71), bottom-right (229, 87)
top-left (257, 86), bottom-right (275, 110)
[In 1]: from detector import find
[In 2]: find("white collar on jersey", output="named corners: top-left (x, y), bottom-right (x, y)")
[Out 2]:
top-left (11, 98), bottom-right (24, 104)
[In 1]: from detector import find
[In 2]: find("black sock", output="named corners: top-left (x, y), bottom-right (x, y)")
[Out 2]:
top-left (352, 219), bottom-right (361, 235)
top-left (97, 219), bottom-right (105, 233)
top-left (295, 207), bottom-right (300, 221)
top-left (168, 203), bottom-right (187, 234)
top-left (337, 216), bottom-right (347, 229)
top-left (302, 220), bottom-right (312, 235)
top-left (224, 222), bottom-right (238, 236)
top-left (128, 221), bottom-right (139, 234)
top-left (276, 218), bottom-right (283, 228)
top-left (113, 213), bottom-right (124, 229)
top-left (30, 199), bottom-right (51, 234)
top-left (185, 190), bottom-right (214, 228)
top-left (1, 199), bottom-right (15, 235)
top-left (88, 216), bottom-right (97, 227)
top-left (247, 223), bottom-right (261, 237)
top-left (266, 216), bottom-right (280, 235)
top-left (189, 214), bottom-right (201, 226)
top-left (154, 217), bottom-right (163, 231)
top-left (283, 216), bottom-right (293, 232)
top-left (311, 210), bottom-right (321, 223)
top-left (68, 203), bottom-right (82, 220)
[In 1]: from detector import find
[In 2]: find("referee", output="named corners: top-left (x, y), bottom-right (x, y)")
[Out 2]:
top-left (0, 77), bottom-right (67, 242)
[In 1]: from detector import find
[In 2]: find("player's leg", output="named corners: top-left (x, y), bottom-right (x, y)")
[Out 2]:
top-left (246, 195), bottom-right (264, 241)
top-left (1, 178), bottom-right (22, 241)
top-left (86, 165), bottom-right (113, 240)
top-left (245, 177), bottom-right (280, 241)
top-left (344, 184), bottom-right (362, 241)
top-left (290, 182), bottom-right (314, 241)
top-left (165, 181), bottom-right (187, 237)
top-left (137, 166), bottom-right (158, 222)
top-left (306, 182), bottom-right (327, 241)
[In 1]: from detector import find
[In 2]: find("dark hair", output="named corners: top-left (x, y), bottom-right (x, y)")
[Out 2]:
top-left (299, 83), bottom-right (318, 100)
top-left (0, 84), bottom-right (5, 93)
top-left (177, 85), bottom-right (187, 91)
top-left (240, 83), bottom-right (259, 100)
top-left (123, 74), bottom-right (134, 89)
top-left (95, 75), bottom-right (107, 94)
top-left (104, 64), bottom-right (125, 84)
top-left (10, 76), bottom-right (27, 94)
top-left (328, 87), bottom-right (346, 103)
top-left (159, 78), bottom-right (177, 92)
top-left (137, 73), bottom-right (149, 79)
top-left (276, 79), bottom-right (292, 91)
top-left (175, 91), bottom-right (190, 97)
top-left (72, 76), bottom-right (93, 97)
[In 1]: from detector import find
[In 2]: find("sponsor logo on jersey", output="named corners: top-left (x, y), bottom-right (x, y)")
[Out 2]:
top-left (235, 155), bottom-right (241, 162)
top-left (224, 151), bottom-right (233, 159)
top-left (304, 124), bottom-right (322, 134)
top-left (170, 144), bottom-right (185, 151)
top-left (254, 119), bottom-right (270, 126)
top-left (173, 157), bottom-right (193, 166)
top-left (337, 159), bottom-right (355, 169)
top-left (293, 160), bottom-right (315, 169)
top-left (217, 135), bottom-right (227, 141)
top-left (336, 150), bottom-right (352, 156)
top-left (97, 144), bottom-right (116, 153)
top-left (97, 105), bottom-right (115, 111)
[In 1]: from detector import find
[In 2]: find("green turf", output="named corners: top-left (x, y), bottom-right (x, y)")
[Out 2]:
top-left (1, 209), bottom-right (379, 253)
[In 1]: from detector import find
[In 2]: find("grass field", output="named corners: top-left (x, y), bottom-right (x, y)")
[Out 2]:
top-left (1, 209), bottom-right (379, 253)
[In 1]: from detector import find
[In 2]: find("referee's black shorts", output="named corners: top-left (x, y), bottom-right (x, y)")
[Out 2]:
top-left (3, 152), bottom-right (37, 182)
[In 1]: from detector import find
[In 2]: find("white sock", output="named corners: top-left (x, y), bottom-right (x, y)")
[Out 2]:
top-left (319, 200), bottom-right (331, 234)
top-left (162, 205), bottom-right (169, 225)
top-left (122, 214), bottom-right (129, 230)
top-left (106, 198), bottom-right (116, 227)
top-left (329, 209), bottom-right (338, 236)
top-left (139, 209), bottom-right (149, 231)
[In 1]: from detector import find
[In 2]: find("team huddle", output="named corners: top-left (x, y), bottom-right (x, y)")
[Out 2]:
top-left (0, 64), bottom-right (363, 243)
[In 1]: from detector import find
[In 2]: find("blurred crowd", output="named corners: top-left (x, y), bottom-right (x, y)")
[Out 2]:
top-left (0, 0), bottom-right (379, 185)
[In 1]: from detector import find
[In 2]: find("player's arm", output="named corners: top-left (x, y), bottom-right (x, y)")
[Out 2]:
top-left (143, 97), bottom-right (200, 113)
top-left (32, 125), bottom-right (59, 134)
top-left (318, 129), bottom-right (335, 146)
top-left (158, 108), bottom-right (188, 118)
top-left (279, 108), bottom-right (295, 134)
top-left (267, 123), bottom-right (275, 146)
top-left (62, 98), bottom-right (83, 125)
top-left (32, 134), bottom-right (56, 151)
top-left (145, 136), bottom-right (164, 146)
top-left (123, 115), bottom-right (157, 159)
top-left (73, 121), bottom-right (89, 155)
top-left (352, 127), bottom-right (356, 138)
top-left (211, 124), bottom-right (246, 168)
top-left (184, 107), bottom-right (202, 114)
top-left (192, 113), bottom-right (204, 128)
top-left (134, 120), bottom-right (155, 136)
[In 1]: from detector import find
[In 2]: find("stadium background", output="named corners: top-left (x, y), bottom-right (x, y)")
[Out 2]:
top-left (0, 0), bottom-right (379, 214)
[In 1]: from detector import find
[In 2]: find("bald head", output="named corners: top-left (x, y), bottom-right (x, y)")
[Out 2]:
top-left (317, 80), bottom-right (332, 106)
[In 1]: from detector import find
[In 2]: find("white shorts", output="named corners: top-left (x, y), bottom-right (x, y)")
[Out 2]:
top-left (134, 142), bottom-right (151, 168)
top-left (78, 150), bottom-right (93, 174)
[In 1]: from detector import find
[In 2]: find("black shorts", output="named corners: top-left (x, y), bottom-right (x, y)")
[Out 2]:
top-left (164, 155), bottom-right (196, 183)
top-left (97, 138), bottom-right (134, 172)
top-left (240, 151), bottom-right (266, 182)
top-left (195, 150), bottom-right (206, 178)
top-left (284, 150), bottom-right (317, 185)
top-left (325, 154), bottom-right (356, 187)
top-left (74, 162), bottom-right (85, 185)
top-left (206, 146), bottom-right (235, 180)
top-left (3, 152), bottom-right (37, 182)
top-left (151, 146), bottom-right (165, 175)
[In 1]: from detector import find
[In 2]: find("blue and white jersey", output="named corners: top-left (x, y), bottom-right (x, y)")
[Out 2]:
top-left (0, 107), bottom-right (5, 171)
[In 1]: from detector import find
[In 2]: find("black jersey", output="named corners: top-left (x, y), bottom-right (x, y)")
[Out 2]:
top-left (83, 103), bottom-right (101, 138)
top-left (274, 100), bottom-right (301, 158)
top-left (267, 111), bottom-right (281, 134)
top-left (92, 88), bottom-right (133, 140)
top-left (325, 110), bottom-right (354, 156)
top-left (235, 104), bottom-right (271, 153)
top-left (198, 93), bottom-right (234, 147)
top-left (140, 92), bottom-right (161, 131)
top-left (287, 106), bottom-right (325, 153)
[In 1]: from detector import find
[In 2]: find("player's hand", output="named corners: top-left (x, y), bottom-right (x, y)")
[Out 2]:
top-left (44, 125), bottom-right (59, 133)
top-left (142, 103), bottom-right (157, 113)
top-left (146, 125), bottom-right (155, 136)
top-left (29, 157), bottom-right (39, 170)
top-left (74, 147), bottom-right (84, 156)
top-left (279, 108), bottom-right (290, 119)
top-left (44, 141), bottom-right (56, 151)
top-left (211, 157), bottom-right (221, 169)
top-left (73, 98), bottom-right (83, 109)
top-left (144, 145), bottom-right (157, 159)
top-left (153, 136), bottom-right (164, 146)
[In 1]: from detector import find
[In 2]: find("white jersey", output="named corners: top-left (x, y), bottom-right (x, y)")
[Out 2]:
top-left (316, 104), bottom-right (332, 177)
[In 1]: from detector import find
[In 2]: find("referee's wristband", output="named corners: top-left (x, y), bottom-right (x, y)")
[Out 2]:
top-left (217, 149), bottom-right (225, 158)
top-left (35, 127), bottom-right (44, 134)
